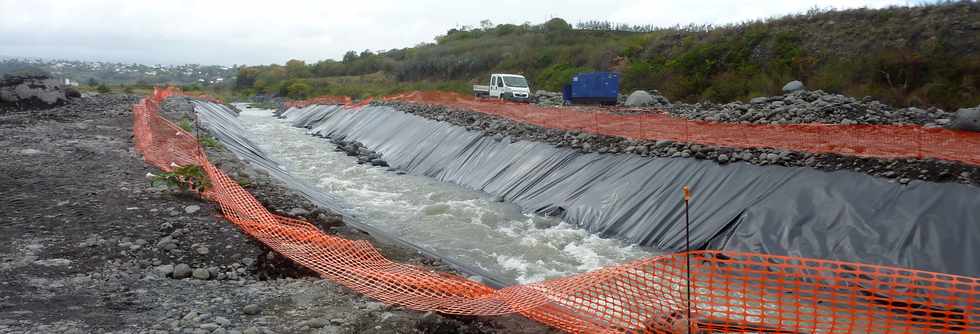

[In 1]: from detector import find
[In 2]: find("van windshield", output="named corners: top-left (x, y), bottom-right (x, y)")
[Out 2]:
top-left (502, 76), bottom-right (528, 88)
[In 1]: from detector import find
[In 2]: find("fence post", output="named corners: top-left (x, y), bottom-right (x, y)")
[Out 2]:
top-left (593, 110), bottom-right (598, 133)
top-left (685, 118), bottom-right (690, 143)
top-left (917, 127), bottom-right (923, 159)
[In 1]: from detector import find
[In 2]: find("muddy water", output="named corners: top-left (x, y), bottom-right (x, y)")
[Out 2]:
top-left (236, 106), bottom-right (653, 284)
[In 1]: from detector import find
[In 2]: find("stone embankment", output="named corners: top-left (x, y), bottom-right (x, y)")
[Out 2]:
top-left (373, 100), bottom-right (980, 186)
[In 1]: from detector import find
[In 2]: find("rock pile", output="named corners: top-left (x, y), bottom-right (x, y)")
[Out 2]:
top-left (0, 74), bottom-right (70, 110)
top-left (329, 137), bottom-right (389, 167)
top-left (534, 90), bottom-right (563, 106)
top-left (666, 89), bottom-right (952, 126)
top-left (542, 80), bottom-right (969, 130)
top-left (0, 93), bottom-right (139, 122)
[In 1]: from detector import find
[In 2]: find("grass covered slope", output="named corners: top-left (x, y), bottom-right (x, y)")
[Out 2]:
top-left (235, 1), bottom-right (979, 110)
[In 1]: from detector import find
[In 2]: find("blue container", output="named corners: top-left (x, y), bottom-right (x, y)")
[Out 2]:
top-left (564, 72), bottom-right (619, 105)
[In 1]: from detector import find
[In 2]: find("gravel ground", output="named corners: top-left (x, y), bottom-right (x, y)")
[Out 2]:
top-left (373, 101), bottom-right (980, 186)
top-left (0, 95), bottom-right (553, 334)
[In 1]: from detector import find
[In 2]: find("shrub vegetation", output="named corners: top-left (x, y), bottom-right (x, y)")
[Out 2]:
top-left (232, 2), bottom-right (979, 109)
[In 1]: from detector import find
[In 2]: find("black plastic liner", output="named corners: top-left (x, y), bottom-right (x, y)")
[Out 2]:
top-left (193, 101), bottom-right (515, 288)
top-left (282, 104), bottom-right (980, 277)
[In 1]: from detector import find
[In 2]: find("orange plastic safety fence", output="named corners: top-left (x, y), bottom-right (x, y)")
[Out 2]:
top-left (285, 95), bottom-right (354, 109)
top-left (382, 91), bottom-right (980, 166)
top-left (150, 86), bottom-right (223, 104)
top-left (184, 93), bottom-right (224, 104)
top-left (135, 87), bottom-right (979, 333)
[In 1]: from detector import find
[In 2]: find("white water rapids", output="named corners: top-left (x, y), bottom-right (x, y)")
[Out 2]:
top-left (236, 105), bottom-right (653, 284)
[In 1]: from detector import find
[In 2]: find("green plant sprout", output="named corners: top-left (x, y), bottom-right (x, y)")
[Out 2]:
top-left (148, 164), bottom-right (212, 193)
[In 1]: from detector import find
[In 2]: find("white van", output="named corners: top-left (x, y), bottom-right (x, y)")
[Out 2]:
top-left (473, 74), bottom-right (531, 102)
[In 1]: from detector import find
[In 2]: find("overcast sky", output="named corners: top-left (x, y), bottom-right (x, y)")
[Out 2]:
top-left (0, 0), bottom-right (918, 66)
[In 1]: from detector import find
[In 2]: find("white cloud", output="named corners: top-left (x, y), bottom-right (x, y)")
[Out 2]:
top-left (0, 0), bottom-right (916, 65)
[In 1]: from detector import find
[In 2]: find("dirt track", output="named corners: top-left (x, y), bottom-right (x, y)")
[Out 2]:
top-left (0, 95), bottom-right (552, 333)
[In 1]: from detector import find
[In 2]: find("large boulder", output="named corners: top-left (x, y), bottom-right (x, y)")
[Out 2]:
top-left (948, 106), bottom-right (980, 132)
top-left (0, 74), bottom-right (68, 108)
top-left (625, 90), bottom-right (671, 108)
top-left (782, 80), bottom-right (806, 93)
top-left (625, 90), bottom-right (654, 107)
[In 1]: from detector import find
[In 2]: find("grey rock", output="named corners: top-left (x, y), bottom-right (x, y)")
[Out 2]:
top-left (192, 268), bottom-right (210, 280)
top-left (34, 258), bottom-right (71, 266)
top-left (183, 310), bottom-right (200, 322)
top-left (624, 90), bottom-right (654, 107)
top-left (242, 304), bottom-right (261, 315)
top-left (155, 264), bottom-right (174, 276)
top-left (948, 106), bottom-right (980, 132)
top-left (717, 154), bottom-right (730, 163)
top-left (173, 263), bottom-right (192, 279)
top-left (184, 205), bottom-right (201, 214)
top-left (242, 327), bottom-right (260, 334)
top-left (363, 302), bottom-right (385, 312)
top-left (213, 316), bottom-right (231, 326)
top-left (782, 81), bottom-right (806, 93)
top-left (749, 96), bottom-right (768, 104)
top-left (304, 318), bottom-right (329, 329)
top-left (287, 207), bottom-right (310, 216)
top-left (624, 90), bottom-right (671, 108)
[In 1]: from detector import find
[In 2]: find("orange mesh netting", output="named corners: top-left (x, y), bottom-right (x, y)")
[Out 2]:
top-left (286, 95), bottom-right (354, 109)
top-left (382, 91), bottom-right (980, 166)
top-left (136, 88), bottom-right (979, 333)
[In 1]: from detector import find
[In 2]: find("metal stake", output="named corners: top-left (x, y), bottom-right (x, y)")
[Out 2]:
top-left (683, 185), bottom-right (692, 334)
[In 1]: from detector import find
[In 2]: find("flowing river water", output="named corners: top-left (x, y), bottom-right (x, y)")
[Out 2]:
top-left (236, 105), bottom-right (654, 284)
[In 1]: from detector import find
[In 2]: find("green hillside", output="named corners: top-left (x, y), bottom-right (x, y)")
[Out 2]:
top-left (234, 1), bottom-right (980, 110)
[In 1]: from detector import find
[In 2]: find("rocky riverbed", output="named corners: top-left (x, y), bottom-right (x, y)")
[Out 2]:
top-left (373, 101), bottom-right (980, 186)
top-left (0, 95), bottom-right (553, 334)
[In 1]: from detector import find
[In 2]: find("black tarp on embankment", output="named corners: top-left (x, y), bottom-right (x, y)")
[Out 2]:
top-left (284, 104), bottom-right (980, 277)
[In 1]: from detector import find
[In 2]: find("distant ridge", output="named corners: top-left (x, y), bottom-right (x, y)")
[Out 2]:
top-left (0, 57), bottom-right (235, 86)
